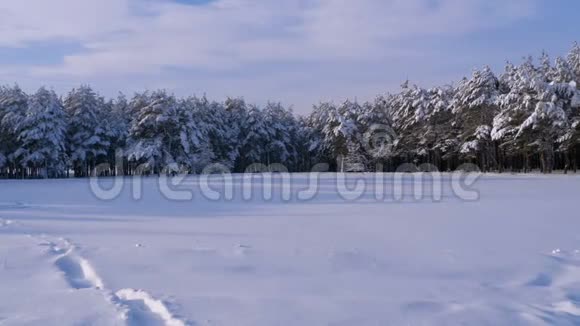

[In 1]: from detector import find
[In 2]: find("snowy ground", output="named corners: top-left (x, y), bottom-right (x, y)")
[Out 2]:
top-left (1, 173), bottom-right (580, 325)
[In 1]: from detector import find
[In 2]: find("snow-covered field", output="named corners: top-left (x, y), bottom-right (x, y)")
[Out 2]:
top-left (1, 173), bottom-right (580, 325)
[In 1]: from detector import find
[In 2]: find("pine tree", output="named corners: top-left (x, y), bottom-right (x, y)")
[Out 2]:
top-left (64, 85), bottom-right (109, 177)
top-left (187, 96), bottom-right (215, 172)
top-left (424, 86), bottom-right (456, 169)
top-left (263, 102), bottom-right (295, 167)
top-left (239, 104), bottom-right (268, 169)
top-left (552, 57), bottom-right (576, 83)
top-left (453, 66), bottom-right (500, 171)
top-left (493, 60), bottom-right (539, 171)
top-left (193, 97), bottom-right (238, 170)
top-left (224, 98), bottom-right (248, 172)
top-left (356, 98), bottom-right (394, 168)
top-left (13, 88), bottom-right (67, 178)
top-left (0, 85), bottom-right (27, 176)
top-left (174, 97), bottom-right (212, 173)
top-left (514, 59), bottom-right (571, 173)
top-left (568, 42), bottom-right (580, 85)
top-left (539, 51), bottom-right (554, 83)
top-left (126, 90), bottom-right (181, 174)
top-left (309, 101), bottom-right (361, 171)
top-left (390, 81), bottom-right (430, 161)
top-left (342, 142), bottom-right (368, 172)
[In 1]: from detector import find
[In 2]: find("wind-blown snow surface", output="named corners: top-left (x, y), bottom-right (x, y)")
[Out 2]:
top-left (1, 173), bottom-right (580, 325)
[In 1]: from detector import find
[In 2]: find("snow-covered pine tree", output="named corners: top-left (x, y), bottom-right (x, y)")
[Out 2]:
top-left (343, 141), bottom-right (368, 172)
top-left (307, 102), bottom-right (332, 159)
top-left (288, 115), bottom-right (315, 172)
top-left (223, 97), bottom-right (248, 172)
top-left (0, 85), bottom-right (28, 176)
top-left (389, 81), bottom-right (430, 162)
top-left (281, 107), bottom-right (303, 172)
top-left (328, 100), bottom-right (360, 172)
top-left (549, 56), bottom-right (579, 173)
top-left (186, 96), bottom-right (215, 172)
top-left (174, 97), bottom-right (212, 173)
top-left (126, 90), bottom-right (181, 174)
top-left (263, 102), bottom-right (296, 168)
top-left (552, 57), bottom-right (576, 84)
top-left (64, 85), bottom-right (110, 177)
top-left (568, 42), bottom-right (580, 86)
top-left (539, 51), bottom-right (554, 82)
top-left (191, 96), bottom-right (237, 171)
top-left (356, 97), bottom-right (394, 168)
top-left (513, 56), bottom-right (572, 173)
top-left (493, 59), bottom-right (539, 172)
top-left (453, 66), bottom-right (500, 171)
top-left (238, 104), bottom-right (268, 169)
top-left (308, 102), bottom-right (344, 171)
top-left (103, 93), bottom-right (130, 175)
top-left (424, 85), bottom-right (457, 170)
top-left (110, 93), bottom-right (130, 149)
top-left (296, 115), bottom-right (322, 171)
top-left (309, 99), bottom-right (378, 172)
top-left (12, 87), bottom-right (67, 178)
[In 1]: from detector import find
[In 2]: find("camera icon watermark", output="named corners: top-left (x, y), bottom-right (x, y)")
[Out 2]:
top-left (363, 124), bottom-right (398, 159)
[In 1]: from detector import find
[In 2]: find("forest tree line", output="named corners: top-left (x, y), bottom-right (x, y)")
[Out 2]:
top-left (1, 43), bottom-right (579, 178)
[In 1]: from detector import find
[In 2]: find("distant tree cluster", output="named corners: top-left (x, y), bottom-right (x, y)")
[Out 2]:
top-left (1, 43), bottom-right (579, 178)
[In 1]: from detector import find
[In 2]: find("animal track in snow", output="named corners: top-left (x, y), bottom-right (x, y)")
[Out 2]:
top-left (38, 236), bottom-right (190, 325)
top-left (116, 288), bottom-right (188, 326)
top-left (44, 239), bottom-right (105, 290)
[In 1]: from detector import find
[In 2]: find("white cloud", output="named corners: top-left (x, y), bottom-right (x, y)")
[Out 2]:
top-left (0, 0), bottom-right (539, 111)
top-left (0, 0), bottom-right (538, 76)
top-left (0, 0), bottom-right (130, 47)
top-left (300, 0), bottom-right (536, 53)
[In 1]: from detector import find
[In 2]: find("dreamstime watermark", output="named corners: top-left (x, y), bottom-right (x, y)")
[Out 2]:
top-left (362, 124), bottom-right (397, 159)
top-left (88, 150), bottom-right (482, 203)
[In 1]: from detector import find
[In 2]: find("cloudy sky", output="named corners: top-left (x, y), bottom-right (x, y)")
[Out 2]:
top-left (0, 0), bottom-right (578, 113)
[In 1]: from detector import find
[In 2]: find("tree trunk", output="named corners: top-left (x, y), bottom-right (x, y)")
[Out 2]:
top-left (573, 146), bottom-right (578, 173)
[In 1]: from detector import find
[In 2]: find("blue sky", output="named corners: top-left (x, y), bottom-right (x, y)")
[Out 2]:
top-left (0, 0), bottom-right (578, 114)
